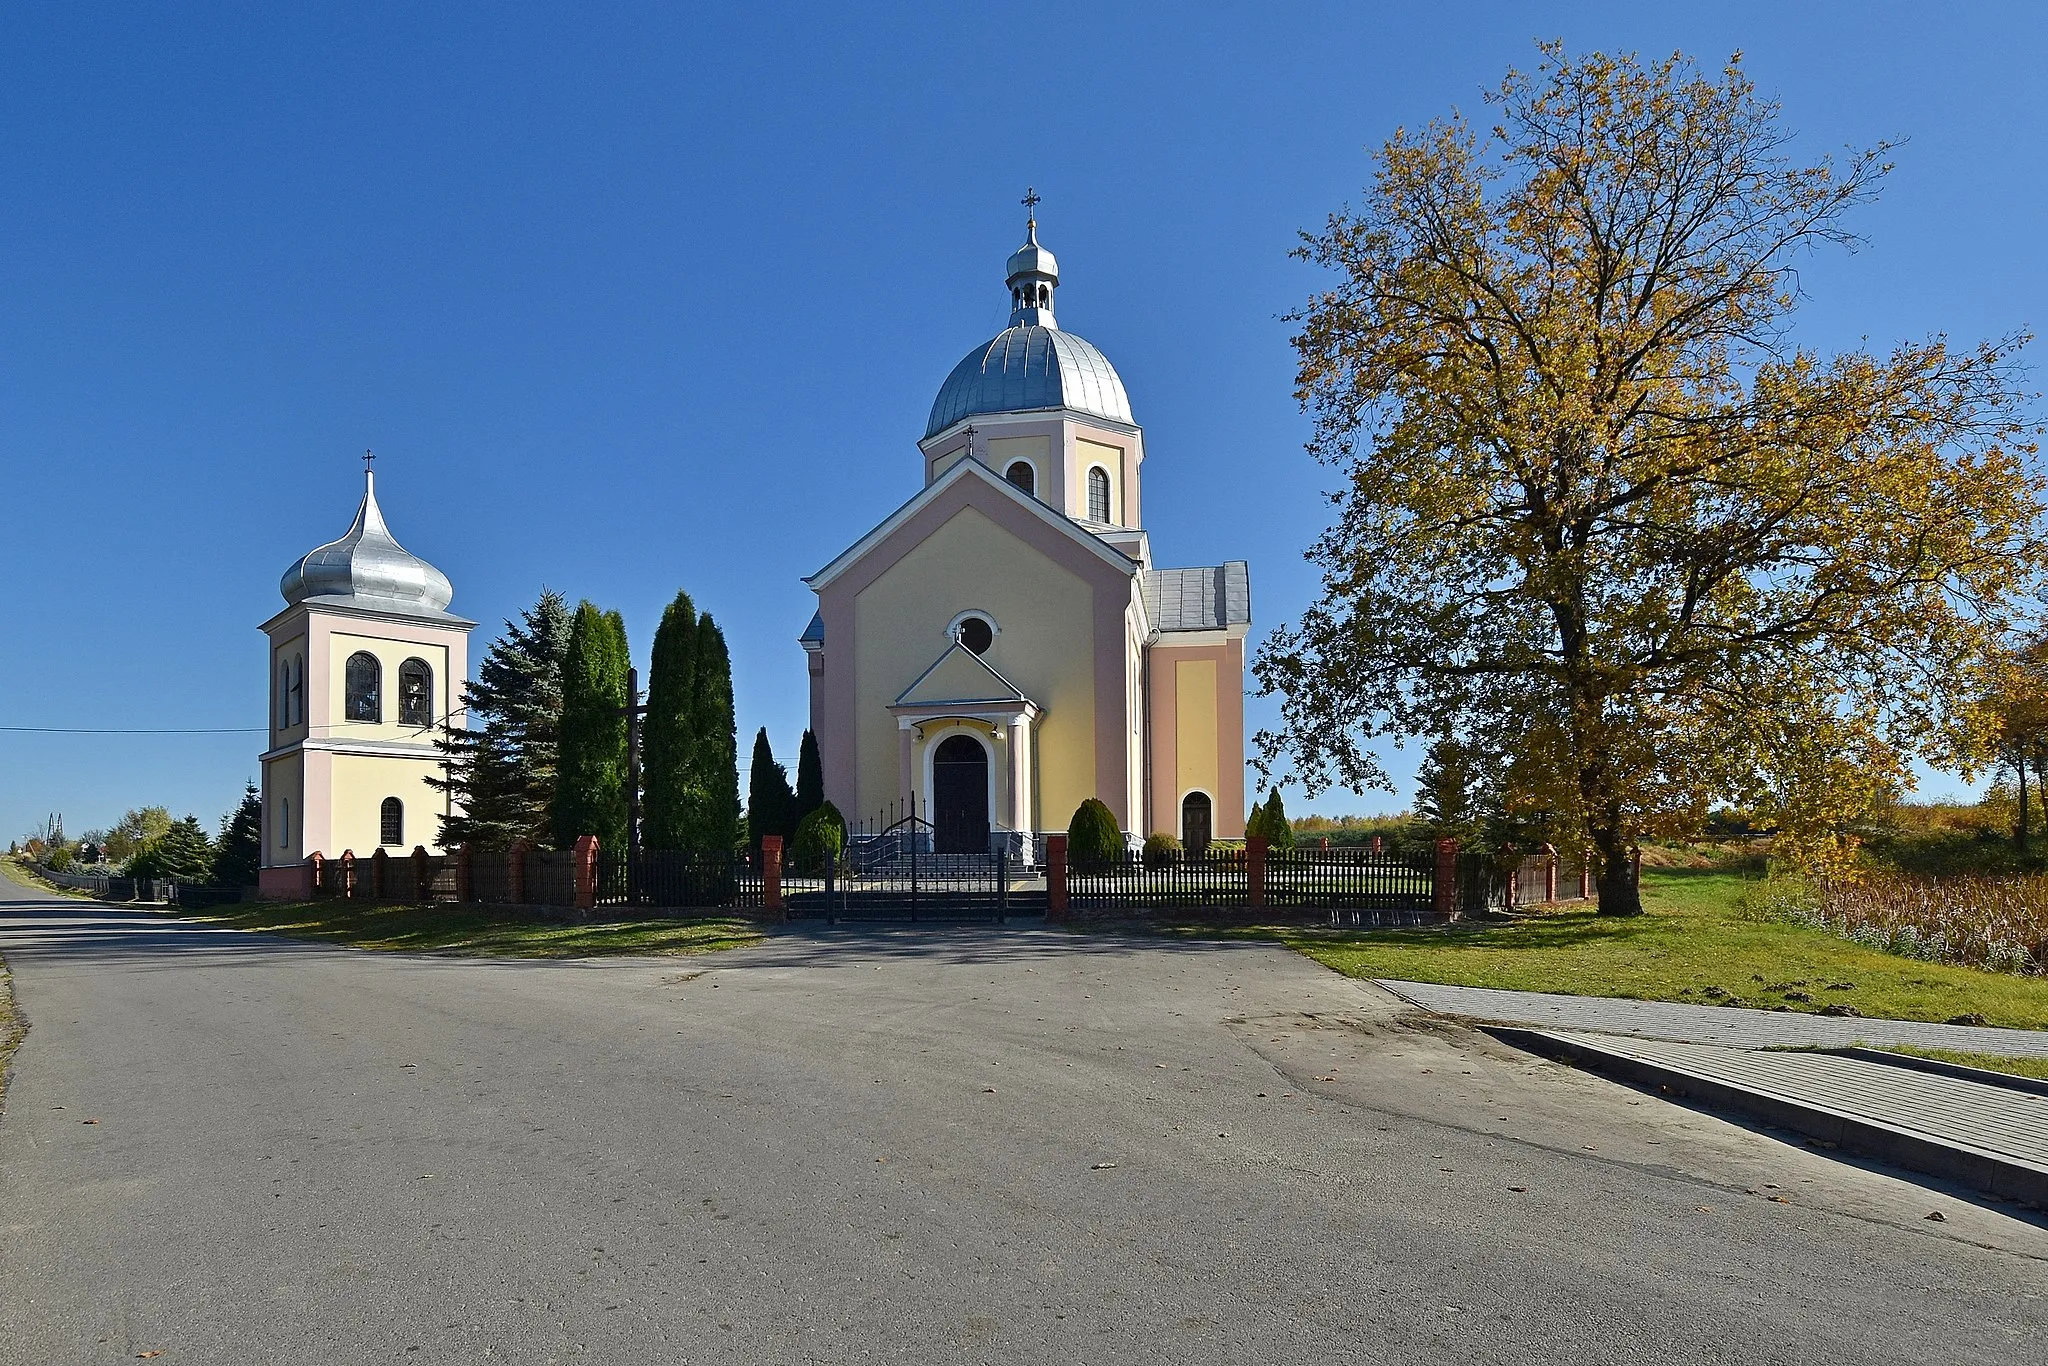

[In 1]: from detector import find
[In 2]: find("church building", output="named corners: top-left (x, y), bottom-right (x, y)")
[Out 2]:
top-left (802, 210), bottom-right (1251, 856)
top-left (257, 465), bottom-right (473, 896)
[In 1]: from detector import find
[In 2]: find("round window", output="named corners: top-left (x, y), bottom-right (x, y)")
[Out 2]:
top-left (957, 616), bottom-right (994, 655)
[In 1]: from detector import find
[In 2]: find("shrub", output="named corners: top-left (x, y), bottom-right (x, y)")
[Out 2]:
top-left (1066, 798), bottom-right (1124, 871)
top-left (45, 846), bottom-right (73, 872)
top-left (790, 801), bottom-right (847, 876)
top-left (1142, 833), bottom-right (1182, 866)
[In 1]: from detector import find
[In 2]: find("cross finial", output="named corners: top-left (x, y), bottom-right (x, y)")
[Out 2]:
top-left (362, 448), bottom-right (375, 474)
top-left (1021, 186), bottom-right (1040, 222)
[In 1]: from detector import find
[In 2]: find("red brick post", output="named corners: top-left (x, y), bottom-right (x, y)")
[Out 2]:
top-left (1370, 835), bottom-right (1383, 855)
top-left (507, 839), bottom-right (528, 906)
top-left (1045, 833), bottom-right (1069, 921)
top-left (307, 851), bottom-right (325, 899)
top-left (370, 847), bottom-right (390, 900)
top-left (1542, 843), bottom-right (1558, 904)
top-left (760, 835), bottom-right (785, 920)
top-left (455, 843), bottom-right (475, 903)
top-left (339, 850), bottom-right (357, 900)
top-left (1246, 836), bottom-right (1269, 908)
top-left (572, 835), bottom-right (599, 912)
top-left (412, 846), bottom-right (432, 902)
top-left (1433, 838), bottom-right (1460, 921)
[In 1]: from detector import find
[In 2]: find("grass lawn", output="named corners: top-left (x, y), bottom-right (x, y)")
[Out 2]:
top-left (0, 856), bottom-right (95, 900)
top-left (1277, 868), bottom-right (2048, 1031)
top-left (1878, 1046), bottom-right (2048, 1082)
top-left (182, 899), bottom-right (764, 959)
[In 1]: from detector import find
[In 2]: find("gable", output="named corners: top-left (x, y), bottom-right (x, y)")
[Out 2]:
top-left (896, 643), bottom-right (1029, 707)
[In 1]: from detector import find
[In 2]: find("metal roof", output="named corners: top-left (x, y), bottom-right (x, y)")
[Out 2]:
top-left (1143, 562), bottom-right (1251, 633)
top-left (799, 610), bottom-right (825, 645)
top-left (925, 325), bottom-right (1133, 439)
top-left (280, 471), bottom-right (459, 620)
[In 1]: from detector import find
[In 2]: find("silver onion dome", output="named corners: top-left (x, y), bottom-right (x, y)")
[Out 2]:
top-left (924, 217), bottom-right (1133, 439)
top-left (280, 470), bottom-right (456, 617)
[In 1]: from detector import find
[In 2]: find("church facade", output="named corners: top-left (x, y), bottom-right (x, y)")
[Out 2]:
top-left (257, 467), bottom-right (473, 896)
top-left (803, 215), bottom-right (1250, 855)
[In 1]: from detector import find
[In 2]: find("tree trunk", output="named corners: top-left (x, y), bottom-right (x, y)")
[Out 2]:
top-left (1590, 819), bottom-right (1642, 917)
top-left (2017, 754), bottom-right (2031, 854)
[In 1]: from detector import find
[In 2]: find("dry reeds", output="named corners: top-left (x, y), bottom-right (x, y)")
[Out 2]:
top-left (1780, 875), bottom-right (2048, 975)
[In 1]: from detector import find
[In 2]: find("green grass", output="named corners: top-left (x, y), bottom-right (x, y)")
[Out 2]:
top-left (1276, 868), bottom-right (2048, 1031)
top-left (1877, 1046), bottom-right (2048, 1082)
top-left (0, 856), bottom-right (96, 899)
top-left (183, 899), bottom-right (764, 959)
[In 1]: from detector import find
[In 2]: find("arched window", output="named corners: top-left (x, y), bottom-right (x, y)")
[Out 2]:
top-left (277, 661), bottom-right (291, 729)
top-left (399, 658), bottom-right (433, 727)
top-left (380, 797), bottom-right (403, 847)
top-left (1005, 461), bottom-right (1035, 496)
top-left (278, 797), bottom-right (290, 848)
top-left (345, 652), bottom-right (381, 722)
top-left (1087, 467), bottom-right (1111, 523)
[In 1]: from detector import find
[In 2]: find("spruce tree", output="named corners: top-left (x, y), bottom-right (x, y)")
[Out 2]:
top-left (687, 615), bottom-right (740, 852)
top-left (132, 815), bottom-right (215, 883)
top-left (746, 728), bottom-right (795, 856)
top-left (795, 729), bottom-right (824, 827)
top-left (550, 601), bottom-right (629, 850)
top-left (1260, 789), bottom-right (1295, 851)
top-left (642, 590), bottom-right (700, 851)
top-left (211, 782), bottom-right (263, 886)
top-left (433, 590), bottom-right (571, 846)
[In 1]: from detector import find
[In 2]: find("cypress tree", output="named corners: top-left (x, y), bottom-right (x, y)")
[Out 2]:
top-left (211, 781), bottom-right (263, 886)
top-left (1260, 789), bottom-right (1296, 852)
top-left (642, 590), bottom-right (699, 850)
top-left (550, 600), bottom-right (629, 850)
top-left (746, 728), bottom-right (794, 857)
top-left (687, 615), bottom-right (740, 852)
top-left (795, 728), bottom-right (824, 827)
top-left (433, 590), bottom-right (572, 847)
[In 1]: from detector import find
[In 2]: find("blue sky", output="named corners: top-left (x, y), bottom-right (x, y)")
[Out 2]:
top-left (4, 2), bottom-right (2043, 842)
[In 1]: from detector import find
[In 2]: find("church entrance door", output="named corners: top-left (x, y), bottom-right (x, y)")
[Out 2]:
top-left (1182, 792), bottom-right (1212, 856)
top-left (932, 734), bottom-right (991, 854)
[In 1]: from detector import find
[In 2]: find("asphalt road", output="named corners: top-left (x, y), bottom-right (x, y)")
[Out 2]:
top-left (2, 875), bottom-right (2043, 1365)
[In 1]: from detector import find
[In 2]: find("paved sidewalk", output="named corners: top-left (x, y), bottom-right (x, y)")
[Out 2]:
top-left (1377, 980), bottom-right (2048, 1057)
top-left (1508, 1029), bottom-right (2048, 1207)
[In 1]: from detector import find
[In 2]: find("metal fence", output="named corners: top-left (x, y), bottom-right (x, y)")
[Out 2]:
top-left (594, 849), bottom-right (762, 912)
top-left (1265, 847), bottom-right (1436, 911)
top-left (1069, 851), bottom-right (1251, 909)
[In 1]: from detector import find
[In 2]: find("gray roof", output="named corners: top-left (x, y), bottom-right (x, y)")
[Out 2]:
top-left (1144, 562), bottom-right (1251, 632)
top-left (926, 325), bottom-right (1133, 439)
top-left (281, 472), bottom-right (459, 620)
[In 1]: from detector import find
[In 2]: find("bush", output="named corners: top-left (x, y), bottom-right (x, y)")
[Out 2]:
top-left (1142, 833), bottom-right (1182, 866)
top-left (790, 801), bottom-right (846, 876)
top-left (45, 846), bottom-right (73, 872)
top-left (1247, 790), bottom-right (1296, 851)
top-left (1066, 798), bottom-right (1124, 871)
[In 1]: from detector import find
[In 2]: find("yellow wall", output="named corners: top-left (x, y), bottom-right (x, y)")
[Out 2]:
top-left (1076, 438), bottom-right (1123, 523)
top-left (328, 633), bottom-right (453, 741)
top-left (852, 506), bottom-right (1095, 829)
top-left (987, 435), bottom-right (1049, 494)
top-left (1174, 658), bottom-right (1219, 808)
top-left (326, 752), bottom-right (447, 856)
top-left (263, 751), bottom-right (304, 864)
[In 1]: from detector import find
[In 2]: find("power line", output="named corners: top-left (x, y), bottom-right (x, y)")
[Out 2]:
top-left (0, 725), bottom-right (266, 734)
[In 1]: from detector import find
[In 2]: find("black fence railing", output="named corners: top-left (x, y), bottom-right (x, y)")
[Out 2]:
top-left (1069, 851), bottom-right (1251, 908)
top-left (1264, 847), bottom-right (1435, 911)
top-left (595, 849), bottom-right (762, 912)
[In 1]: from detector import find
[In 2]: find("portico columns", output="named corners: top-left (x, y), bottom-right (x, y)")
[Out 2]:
top-left (1007, 716), bottom-right (1031, 832)
top-left (898, 725), bottom-right (915, 818)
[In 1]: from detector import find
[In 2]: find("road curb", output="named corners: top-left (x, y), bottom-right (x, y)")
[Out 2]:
top-left (1486, 1026), bottom-right (2048, 1210)
top-left (1836, 1046), bottom-right (2048, 1099)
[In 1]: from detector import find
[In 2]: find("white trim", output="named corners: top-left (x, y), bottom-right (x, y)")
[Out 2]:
top-left (804, 457), bottom-right (1140, 590)
top-left (920, 724), bottom-right (1001, 844)
top-left (946, 608), bottom-right (999, 653)
top-left (999, 456), bottom-right (1040, 500)
top-left (1147, 625), bottom-right (1250, 647)
top-left (258, 737), bottom-right (443, 762)
top-left (920, 406), bottom-right (1142, 450)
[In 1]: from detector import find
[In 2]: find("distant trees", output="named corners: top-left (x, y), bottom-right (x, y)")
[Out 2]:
top-left (746, 728), bottom-right (795, 856)
top-left (1257, 45), bottom-right (2048, 912)
top-left (550, 601), bottom-right (630, 850)
top-left (102, 807), bottom-right (171, 866)
top-left (211, 782), bottom-right (263, 886)
top-left (1245, 790), bottom-right (1295, 851)
top-left (129, 815), bottom-right (213, 883)
top-left (433, 590), bottom-right (571, 848)
top-left (795, 730), bottom-right (824, 825)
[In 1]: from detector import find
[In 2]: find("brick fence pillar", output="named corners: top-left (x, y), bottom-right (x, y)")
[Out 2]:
top-left (507, 840), bottom-right (528, 906)
top-left (761, 835), bottom-right (785, 920)
top-left (1045, 834), bottom-right (1068, 921)
top-left (1542, 843), bottom-right (1558, 904)
top-left (455, 843), bottom-right (475, 903)
top-left (572, 835), bottom-right (599, 912)
top-left (370, 847), bottom-right (390, 901)
top-left (307, 852), bottom-right (325, 899)
top-left (339, 850), bottom-right (357, 900)
top-left (1247, 836), bottom-right (1268, 909)
top-left (1433, 838), bottom-right (1460, 921)
top-left (412, 846), bottom-right (432, 903)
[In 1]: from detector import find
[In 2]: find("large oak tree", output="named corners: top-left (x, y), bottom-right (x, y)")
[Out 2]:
top-left (1256, 46), bottom-right (2046, 914)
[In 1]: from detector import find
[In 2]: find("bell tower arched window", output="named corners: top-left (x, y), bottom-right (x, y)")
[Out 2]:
top-left (380, 797), bottom-right (403, 847)
top-left (1005, 461), bottom-right (1035, 496)
top-left (399, 658), bottom-right (433, 727)
top-left (345, 651), bottom-right (382, 723)
top-left (1087, 467), bottom-right (1111, 523)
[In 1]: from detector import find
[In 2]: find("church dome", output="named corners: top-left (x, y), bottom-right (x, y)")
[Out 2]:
top-left (281, 468), bottom-right (456, 617)
top-left (926, 326), bottom-right (1133, 439)
top-left (924, 213), bottom-right (1133, 439)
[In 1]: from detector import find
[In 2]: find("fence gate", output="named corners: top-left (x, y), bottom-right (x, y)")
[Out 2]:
top-left (791, 816), bottom-right (1040, 923)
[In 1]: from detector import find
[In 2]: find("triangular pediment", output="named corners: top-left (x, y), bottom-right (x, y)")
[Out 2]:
top-left (894, 642), bottom-right (1031, 707)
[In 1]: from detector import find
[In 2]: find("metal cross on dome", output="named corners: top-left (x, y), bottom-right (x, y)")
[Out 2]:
top-left (1021, 186), bottom-right (1040, 219)
top-left (362, 449), bottom-right (375, 474)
